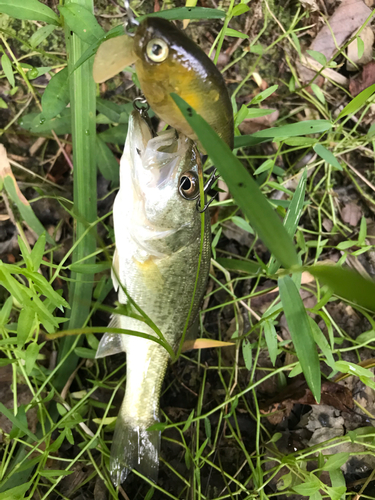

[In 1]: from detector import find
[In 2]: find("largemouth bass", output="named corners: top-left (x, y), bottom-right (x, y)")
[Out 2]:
top-left (93, 17), bottom-right (234, 148)
top-left (96, 110), bottom-right (211, 485)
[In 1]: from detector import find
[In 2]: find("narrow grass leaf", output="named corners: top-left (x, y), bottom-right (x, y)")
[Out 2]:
top-left (41, 67), bottom-right (70, 120)
top-left (0, 481), bottom-right (33, 500)
top-left (263, 320), bottom-right (278, 365)
top-left (311, 83), bottom-right (325, 104)
top-left (307, 265), bottom-right (375, 312)
top-left (250, 85), bottom-right (278, 105)
top-left (1, 54), bottom-right (15, 88)
top-left (268, 168), bottom-right (307, 274)
top-left (182, 410), bottom-right (194, 432)
top-left (172, 94), bottom-right (299, 269)
top-left (242, 340), bottom-right (252, 370)
top-left (254, 159), bottom-right (274, 175)
top-left (0, 296), bottom-right (12, 326)
top-left (279, 275), bottom-right (321, 401)
top-left (69, 261), bottom-right (111, 274)
top-left (358, 216), bottom-right (367, 245)
top-left (357, 37), bottom-right (365, 58)
top-left (74, 347), bottom-right (97, 359)
top-left (225, 28), bottom-right (248, 39)
top-left (138, 7), bottom-right (226, 21)
top-left (338, 83), bottom-right (375, 119)
top-left (39, 470), bottom-right (74, 478)
top-left (313, 144), bottom-right (342, 170)
top-left (96, 136), bottom-right (120, 183)
top-left (216, 258), bottom-right (261, 275)
top-left (3, 176), bottom-right (54, 244)
top-left (0, 0), bottom-right (60, 24)
top-left (29, 24), bottom-right (55, 48)
top-left (59, 4), bottom-right (104, 45)
top-left (17, 307), bottom-right (35, 347)
top-left (235, 120), bottom-right (332, 148)
top-left (246, 108), bottom-right (277, 119)
top-left (30, 233), bottom-right (46, 271)
top-left (232, 215), bottom-right (254, 234)
top-left (0, 402), bottom-right (38, 441)
top-left (25, 342), bottom-right (40, 375)
top-left (308, 317), bottom-right (335, 368)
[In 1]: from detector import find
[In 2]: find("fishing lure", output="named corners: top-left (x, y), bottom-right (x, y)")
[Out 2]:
top-left (93, 14), bottom-right (234, 148)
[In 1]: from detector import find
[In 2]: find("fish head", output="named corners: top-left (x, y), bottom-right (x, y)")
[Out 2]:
top-left (121, 111), bottom-right (202, 257)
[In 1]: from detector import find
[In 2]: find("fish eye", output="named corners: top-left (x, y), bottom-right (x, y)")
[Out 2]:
top-left (146, 38), bottom-right (169, 63)
top-left (179, 171), bottom-right (199, 200)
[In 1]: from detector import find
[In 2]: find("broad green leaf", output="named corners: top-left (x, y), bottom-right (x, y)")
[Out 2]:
top-left (264, 320), bottom-right (278, 365)
top-left (329, 469), bottom-right (346, 500)
top-left (74, 347), bottom-right (97, 359)
top-left (232, 4), bottom-right (250, 15)
top-left (279, 275), bottom-right (321, 401)
top-left (293, 480), bottom-right (320, 496)
top-left (25, 342), bottom-right (40, 375)
top-left (0, 0), bottom-right (60, 25)
top-left (98, 124), bottom-right (128, 144)
top-left (250, 85), bottom-right (278, 105)
top-left (0, 481), bottom-right (32, 500)
top-left (322, 452), bottom-right (349, 471)
top-left (357, 36), bottom-right (365, 58)
top-left (29, 24), bottom-right (55, 48)
top-left (325, 486), bottom-right (346, 500)
top-left (0, 402), bottom-right (38, 441)
top-left (0, 97), bottom-right (7, 109)
top-left (171, 94), bottom-right (299, 269)
top-left (96, 136), bottom-right (120, 183)
top-left (0, 358), bottom-right (17, 366)
top-left (216, 257), bottom-right (261, 275)
top-left (311, 83), bottom-right (325, 104)
top-left (41, 67), bottom-right (70, 120)
top-left (96, 97), bottom-right (123, 123)
top-left (19, 109), bottom-right (71, 136)
top-left (309, 492), bottom-right (322, 500)
top-left (313, 144), bottom-right (342, 170)
top-left (335, 360), bottom-right (374, 379)
top-left (1, 53), bottom-right (15, 88)
top-left (306, 49), bottom-right (327, 66)
top-left (59, 4), bottom-right (104, 45)
top-left (268, 168), bottom-right (307, 274)
top-left (17, 307), bottom-right (35, 347)
top-left (338, 83), bottom-right (375, 119)
top-left (307, 265), bottom-right (375, 312)
top-left (235, 120), bottom-right (332, 148)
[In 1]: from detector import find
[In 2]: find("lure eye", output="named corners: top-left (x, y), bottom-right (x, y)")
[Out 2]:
top-left (179, 171), bottom-right (199, 200)
top-left (146, 38), bottom-right (169, 63)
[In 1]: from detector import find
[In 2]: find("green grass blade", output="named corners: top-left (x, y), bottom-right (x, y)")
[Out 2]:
top-left (171, 93), bottom-right (299, 270)
top-left (279, 275), bottom-right (321, 401)
top-left (307, 265), bottom-right (375, 312)
top-left (268, 168), bottom-right (307, 274)
top-left (337, 83), bottom-right (375, 119)
top-left (313, 144), bottom-right (342, 171)
top-left (234, 120), bottom-right (333, 148)
top-left (138, 7), bottom-right (225, 21)
top-left (54, 0), bottom-right (97, 391)
top-left (216, 257), bottom-right (261, 275)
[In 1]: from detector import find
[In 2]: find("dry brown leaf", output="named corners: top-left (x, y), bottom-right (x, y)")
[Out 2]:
top-left (349, 60), bottom-right (375, 95)
top-left (347, 26), bottom-right (374, 71)
top-left (299, 0), bottom-right (372, 83)
top-left (341, 202), bottom-right (362, 226)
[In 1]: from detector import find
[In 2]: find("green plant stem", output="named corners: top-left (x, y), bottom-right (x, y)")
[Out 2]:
top-left (54, 0), bottom-right (97, 391)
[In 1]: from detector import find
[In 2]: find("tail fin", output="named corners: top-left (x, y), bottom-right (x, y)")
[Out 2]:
top-left (110, 412), bottom-right (160, 486)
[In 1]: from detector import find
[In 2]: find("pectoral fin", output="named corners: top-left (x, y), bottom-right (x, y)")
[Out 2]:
top-left (96, 315), bottom-right (125, 358)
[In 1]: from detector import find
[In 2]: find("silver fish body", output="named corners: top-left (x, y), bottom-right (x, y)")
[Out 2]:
top-left (96, 111), bottom-right (211, 485)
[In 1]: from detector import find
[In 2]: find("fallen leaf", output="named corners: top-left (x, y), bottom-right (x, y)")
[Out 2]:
top-left (347, 26), bottom-right (374, 71)
top-left (349, 61), bottom-right (375, 96)
top-left (298, 0), bottom-right (372, 83)
top-left (341, 202), bottom-right (362, 226)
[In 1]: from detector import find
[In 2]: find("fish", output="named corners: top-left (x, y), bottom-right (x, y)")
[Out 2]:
top-left (95, 110), bottom-right (211, 485)
top-left (93, 17), bottom-right (234, 149)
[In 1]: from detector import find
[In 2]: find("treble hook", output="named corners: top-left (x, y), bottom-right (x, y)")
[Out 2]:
top-left (196, 169), bottom-right (220, 213)
top-left (124, 0), bottom-right (139, 34)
